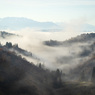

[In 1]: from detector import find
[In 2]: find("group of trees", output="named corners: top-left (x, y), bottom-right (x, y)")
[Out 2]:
top-left (92, 67), bottom-right (95, 83)
top-left (5, 42), bottom-right (18, 49)
top-left (52, 69), bottom-right (63, 88)
top-left (79, 67), bottom-right (95, 84)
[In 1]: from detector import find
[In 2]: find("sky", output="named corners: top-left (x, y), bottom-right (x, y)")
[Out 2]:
top-left (0, 0), bottom-right (95, 25)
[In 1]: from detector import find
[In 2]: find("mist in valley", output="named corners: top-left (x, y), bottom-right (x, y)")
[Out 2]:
top-left (1, 24), bottom-right (95, 95)
top-left (1, 0), bottom-right (95, 94)
top-left (0, 27), bottom-right (93, 73)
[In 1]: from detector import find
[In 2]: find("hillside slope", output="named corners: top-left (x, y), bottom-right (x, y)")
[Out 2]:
top-left (44, 33), bottom-right (95, 47)
top-left (0, 47), bottom-right (55, 95)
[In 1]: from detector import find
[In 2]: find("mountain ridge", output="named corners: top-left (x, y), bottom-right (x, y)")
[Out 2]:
top-left (0, 17), bottom-right (59, 30)
top-left (0, 17), bottom-right (95, 31)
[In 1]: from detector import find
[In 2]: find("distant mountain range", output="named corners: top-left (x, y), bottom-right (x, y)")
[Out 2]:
top-left (0, 17), bottom-right (95, 31)
top-left (0, 17), bottom-right (60, 30)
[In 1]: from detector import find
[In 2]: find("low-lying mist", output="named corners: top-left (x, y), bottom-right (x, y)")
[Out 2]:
top-left (0, 28), bottom-right (94, 73)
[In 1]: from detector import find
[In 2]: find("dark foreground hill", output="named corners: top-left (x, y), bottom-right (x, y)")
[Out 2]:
top-left (1, 43), bottom-right (95, 95)
top-left (0, 48), bottom-right (55, 95)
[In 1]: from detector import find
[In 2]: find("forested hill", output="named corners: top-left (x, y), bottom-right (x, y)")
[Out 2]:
top-left (44, 33), bottom-right (95, 46)
top-left (1, 42), bottom-right (95, 95)
top-left (0, 45), bottom-right (56, 95)
top-left (0, 31), bottom-right (19, 38)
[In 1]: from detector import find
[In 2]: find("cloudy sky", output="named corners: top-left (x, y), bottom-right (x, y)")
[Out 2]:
top-left (0, 0), bottom-right (95, 25)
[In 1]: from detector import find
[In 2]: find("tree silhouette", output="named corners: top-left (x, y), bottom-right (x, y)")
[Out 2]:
top-left (92, 67), bottom-right (95, 83)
